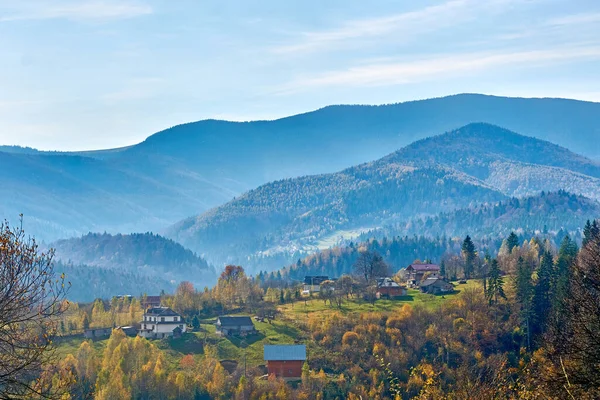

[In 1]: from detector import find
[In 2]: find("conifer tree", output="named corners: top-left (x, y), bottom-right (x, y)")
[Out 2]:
top-left (486, 259), bottom-right (505, 305)
top-left (531, 250), bottom-right (554, 342)
top-left (554, 235), bottom-right (578, 309)
top-left (513, 256), bottom-right (533, 349)
top-left (461, 235), bottom-right (476, 279)
top-left (506, 232), bottom-right (519, 253)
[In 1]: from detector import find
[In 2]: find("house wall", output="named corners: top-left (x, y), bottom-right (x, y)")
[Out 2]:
top-left (379, 287), bottom-right (406, 296)
top-left (142, 315), bottom-right (181, 323)
top-left (303, 284), bottom-right (321, 292)
top-left (155, 323), bottom-right (186, 334)
top-left (267, 360), bottom-right (303, 378)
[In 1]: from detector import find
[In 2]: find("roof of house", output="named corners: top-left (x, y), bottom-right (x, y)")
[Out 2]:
top-left (303, 276), bottom-right (329, 285)
top-left (264, 345), bottom-right (307, 361)
top-left (407, 263), bottom-right (440, 272)
top-left (377, 277), bottom-right (401, 288)
top-left (144, 306), bottom-right (179, 317)
top-left (143, 296), bottom-right (161, 303)
top-left (420, 277), bottom-right (453, 288)
top-left (217, 316), bottom-right (254, 327)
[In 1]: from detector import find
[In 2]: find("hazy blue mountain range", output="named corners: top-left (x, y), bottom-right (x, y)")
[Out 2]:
top-left (2, 94), bottom-right (600, 243)
top-left (167, 124), bottom-right (600, 271)
top-left (49, 232), bottom-right (216, 294)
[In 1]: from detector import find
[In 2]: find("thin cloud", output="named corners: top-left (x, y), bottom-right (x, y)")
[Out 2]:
top-left (546, 12), bottom-right (600, 26)
top-left (0, 1), bottom-right (152, 22)
top-left (275, 46), bottom-right (600, 94)
top-left (271, 0), bottom-right (521, 54)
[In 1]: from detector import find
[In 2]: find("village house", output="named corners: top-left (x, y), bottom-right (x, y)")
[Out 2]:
top-left (405, 263), bottom-right (440, 287)
top-left (138, 306), bottom-right (186, 339)
top-left (83, 327), bottom-right (112, 339)
top-left (116, 325), bottom-right (138, 336)
top-left (141, 295), bottom-right (162, 309)
top-left (419, 277), bottom-right (454, 295)
top-left (216, 316), bottom-right (256, 336)
top-left (376, 277), bottom-right (407, 298)
top-left (264, 345), bottom-right (306, 378)
top-left (303, 276), bottom-right (329, 293)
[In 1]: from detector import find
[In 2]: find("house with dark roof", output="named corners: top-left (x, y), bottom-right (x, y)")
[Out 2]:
top-left (142, 295), bottom-right (162, 309)
top-left (83, 327), bottom-right (112, 339)
top-left (376, 277), bottom-right (407, 298)
top-left (138, 307), bottom-right (186, 339)
top-left (419, 277), bottom-right (454, 295)
top-left (303, 276), bottom-right (329, 292)
top-left (264, 345), bottom-right (306, 378)
top-left (405, 263), bottom-right (440, 286)
top-left (216, 316), bottom-right (255, 336)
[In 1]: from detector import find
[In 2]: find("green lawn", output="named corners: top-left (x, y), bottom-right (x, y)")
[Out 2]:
top-left (54, 336), bottom-right (107, 359)
top-left (279, 279), bottom-right (482, 321)
top-left (196, 318), bottom-right (303, 367)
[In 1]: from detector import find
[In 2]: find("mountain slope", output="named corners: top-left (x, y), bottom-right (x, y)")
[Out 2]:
top-left (3, 94), bottom-right (600, 242)
top-left (167, 124), bottom-right (600, 271)
top-left (364, 191), bottom-right (600, 241)
top-left (50, 232), bottom-right (216, 289)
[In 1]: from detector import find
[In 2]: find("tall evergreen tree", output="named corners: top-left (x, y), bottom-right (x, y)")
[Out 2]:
top-left (554, 235), bottom-right (578, 309)
top-left (439, 260), bottom-right (446, 278)
top-left (506, 232), bottom-right (520, 253)
top-left (461, 235), bottom-right (477, 279)
top-left (486, 259), bottom-right (506, 305)
top-left (583, 219), bottom-right (600, 246)
top-left (531, 250), bottom-right (554, 343)
top-left (583, 220), bottom-right (593, 246)
top-left (513, 256), bottom-right (533, 349)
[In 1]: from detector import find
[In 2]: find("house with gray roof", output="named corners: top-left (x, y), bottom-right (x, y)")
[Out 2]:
top-left (216, 316), bottom-right (255, 336)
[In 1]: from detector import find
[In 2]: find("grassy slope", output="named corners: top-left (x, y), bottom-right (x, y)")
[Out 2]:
top-left (54, 280), bottom-right (481, 369)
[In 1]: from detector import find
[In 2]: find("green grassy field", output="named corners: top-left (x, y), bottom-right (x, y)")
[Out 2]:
top-left (54, 336), bottom-right (107, 359)
top-left (279, 279), bottom-right (482, 321)
top-left (54, 280), bottom-right (482, 369)
top-left (196, 318), bottom-right (304, 367)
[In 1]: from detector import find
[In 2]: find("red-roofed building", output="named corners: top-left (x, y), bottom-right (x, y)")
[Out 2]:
top-left (405, 263), bottom-right (440, 287)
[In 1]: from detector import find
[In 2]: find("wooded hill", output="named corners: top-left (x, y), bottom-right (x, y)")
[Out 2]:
top-left (168, 124), bottom-right (600, 271)
top-left (50, 232), bottom-right (216, 299)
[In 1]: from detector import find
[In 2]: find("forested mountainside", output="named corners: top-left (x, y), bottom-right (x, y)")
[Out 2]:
top-left (363, 191), bottom-right (600, 242)
top-left (169, 165), bottom-right (504, 270)
top-left (56, 261), bottom-right (175, 303)
top-left (168, 124), bottom-right (600, 271)
top-left (50, 233), bottom-right (216, 293)
top-left (2, 94), bottom-right (600, 243)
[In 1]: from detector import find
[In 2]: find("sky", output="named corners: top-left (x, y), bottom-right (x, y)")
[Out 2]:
top-left (0, 0), bottom-right (599, 150)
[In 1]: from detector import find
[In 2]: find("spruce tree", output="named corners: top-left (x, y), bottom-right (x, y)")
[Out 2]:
top-left (584, 220), bottom-right (600, 245)
top-left (506, 232), bottom-right (519, 253)
top-left (513, 256), bottom-right (533, 349)
top-left (486, 259), bottom-right (506, 305)
top-left (531, 250), bottom-right (554, 341)
top-left (583, 220), bottom-right (593, 246)
top-left (439, 260), bottom-right (446, 278)
top-left (461, 235), bottom-right (476, 279)
top-left (554, 235), bottom-right (578, 309)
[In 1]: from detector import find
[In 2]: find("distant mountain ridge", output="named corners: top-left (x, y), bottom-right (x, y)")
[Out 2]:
top-left (167, 123), bottom-right (600, 271)
top-left (2, 94), bottom-right (600, 243)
